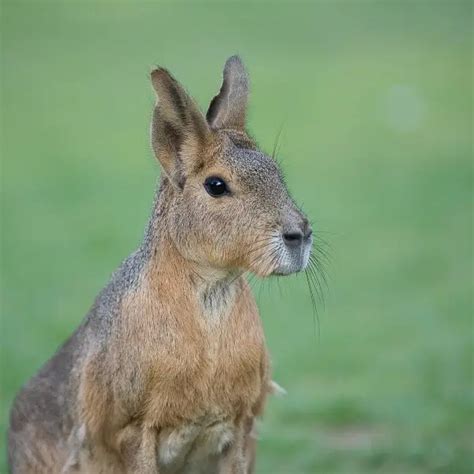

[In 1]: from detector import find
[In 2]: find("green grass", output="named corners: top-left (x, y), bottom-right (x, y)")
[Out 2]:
top-left (1, 1), bottom-right (472, 473)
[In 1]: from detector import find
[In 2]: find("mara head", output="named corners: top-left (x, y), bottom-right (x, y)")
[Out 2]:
top-left (150, 56), bottom-right (312, 277)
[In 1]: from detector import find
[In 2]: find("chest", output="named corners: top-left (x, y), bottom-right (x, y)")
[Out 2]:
top-left (143, 317), bottom-right (266, 428)
top-left (118, 278), bottom-right (269, 425)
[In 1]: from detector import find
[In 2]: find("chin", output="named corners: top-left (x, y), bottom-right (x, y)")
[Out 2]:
top-left (272, 249), bottom-right (311, 276)
top-left (272, 263), bottom-right (306, 276)
top-left (249, 244), bottom-right (312, 277)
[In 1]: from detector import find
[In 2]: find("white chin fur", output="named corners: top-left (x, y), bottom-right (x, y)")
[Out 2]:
top-left (271, 237), bottom-right (312, 276)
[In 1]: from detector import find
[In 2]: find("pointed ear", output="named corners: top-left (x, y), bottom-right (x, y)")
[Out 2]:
top-left (206, 55), bottom-right (249, 131)
top-left (150, 67), bottom-right (210, 189)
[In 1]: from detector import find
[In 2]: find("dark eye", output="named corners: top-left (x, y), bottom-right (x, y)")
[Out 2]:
top-left (204, 176), bottom-right (229, 197)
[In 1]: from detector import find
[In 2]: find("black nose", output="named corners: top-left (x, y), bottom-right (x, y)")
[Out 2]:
top-left (283, 219), bottom-right (312, 247)
top-left (283, 231), bottom-right (304, 247)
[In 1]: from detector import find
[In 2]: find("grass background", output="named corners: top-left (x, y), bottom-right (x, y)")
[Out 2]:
top-left (1, 1), bottom-right (472, 473)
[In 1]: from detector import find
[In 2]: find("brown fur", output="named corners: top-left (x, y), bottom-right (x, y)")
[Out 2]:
top-left (8, 56), bottom-right (312, 473)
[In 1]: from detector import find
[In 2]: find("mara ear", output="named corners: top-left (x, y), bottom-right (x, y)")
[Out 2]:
top-left (206, 55), bottom-right (249, 131)
top-left (150, 67), bottom-right (210, 189)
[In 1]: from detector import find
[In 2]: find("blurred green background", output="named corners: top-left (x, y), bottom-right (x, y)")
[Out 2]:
top-left (1, 1), bottom-right (472, 473)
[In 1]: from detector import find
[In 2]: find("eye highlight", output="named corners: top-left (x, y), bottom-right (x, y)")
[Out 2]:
top-left (204, 176), bottom-right (229, 197)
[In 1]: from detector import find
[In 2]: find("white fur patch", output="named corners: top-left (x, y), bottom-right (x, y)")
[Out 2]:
top-left (271, 233), bottom-right (312, 275)
top-left (199, 275), bottom-right (237, 324)
top-left (158, 424), bottom-right (200, 465)
top-left (158, 421), bottom-right (234, 468)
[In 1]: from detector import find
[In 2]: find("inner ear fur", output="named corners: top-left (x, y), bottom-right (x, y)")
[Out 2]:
top-left (206, 55), bottom-right (249, 131)
top-left (150, 67), bottom-right (210, 188)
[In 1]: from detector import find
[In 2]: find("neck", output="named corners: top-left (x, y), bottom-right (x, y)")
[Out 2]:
top-left (139, 177), bottom-right (243, 318)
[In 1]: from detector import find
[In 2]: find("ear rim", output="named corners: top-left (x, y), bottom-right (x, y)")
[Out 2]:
top-left (206, 55), bottom-right (249, 131)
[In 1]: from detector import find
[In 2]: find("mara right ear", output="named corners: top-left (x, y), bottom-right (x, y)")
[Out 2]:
top-left (150, 67), bottom-right (210, 189)
top-left (206, 55), bottom-right (249, 131)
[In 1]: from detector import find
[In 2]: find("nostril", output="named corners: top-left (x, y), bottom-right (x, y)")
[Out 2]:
top-left (283, 231), bottom-right (304, 247)
top-left (301, 218), bottom-right (312, 240)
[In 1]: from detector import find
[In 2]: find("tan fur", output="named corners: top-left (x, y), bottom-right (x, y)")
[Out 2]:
top-left (8, 56), bottom-right (311, 473)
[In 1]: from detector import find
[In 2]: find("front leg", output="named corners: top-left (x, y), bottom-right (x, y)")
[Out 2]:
top-left (219, 418), bottom-right (255, 474)
top-left (122, 425), bottom-right (159, 474)
top-left (243, 422), bottom-right (257, 474)
top-left (137, 426), bottom-right (160, 474)
top-left (218, 434), bottom-right (245, 474)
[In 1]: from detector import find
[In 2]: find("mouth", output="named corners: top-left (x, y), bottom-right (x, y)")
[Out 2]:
top-left (252, 235), bottom-right (312, 277)
top-left (271, 252), bottom-right (310, 276)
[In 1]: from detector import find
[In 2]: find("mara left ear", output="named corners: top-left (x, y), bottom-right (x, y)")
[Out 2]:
top-left (206, 55), bottom-right (249, 131)
top-left (150, 67), bottom-right (210, 189)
